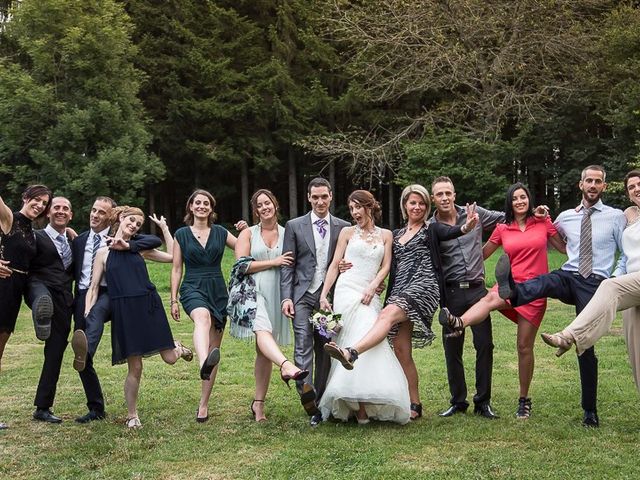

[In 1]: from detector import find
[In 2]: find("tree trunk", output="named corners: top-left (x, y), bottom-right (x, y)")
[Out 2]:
top-left (387, 179), bottom-right (395, 229)
top-left (241, 156), bottom-right (249, 222)
top-left (329, 159), bottom-right (336, 214)
top-left (288, 149), bottom-right (297, 218)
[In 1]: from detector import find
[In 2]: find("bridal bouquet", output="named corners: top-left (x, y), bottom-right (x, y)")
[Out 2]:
top-left (309, 310), bottom-right (343, 340)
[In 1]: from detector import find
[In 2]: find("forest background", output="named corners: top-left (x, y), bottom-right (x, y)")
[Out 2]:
top-left (2, 0), bottom-right (640, 230)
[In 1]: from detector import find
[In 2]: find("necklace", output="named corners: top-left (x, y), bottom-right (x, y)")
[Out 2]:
top-left (355, 224), bottom-right (379, 244)
top-left (191, 227), bottom-right (209, 239)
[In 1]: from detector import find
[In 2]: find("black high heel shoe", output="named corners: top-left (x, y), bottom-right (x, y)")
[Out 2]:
top-left (279, 359), bottom-right (309, 388)
top-left (438, 308), bottom-right (464, 338)
top-left (251, 399), bottom-right (265, 422)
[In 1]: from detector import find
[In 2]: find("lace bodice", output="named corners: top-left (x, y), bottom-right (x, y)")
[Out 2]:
top-left (0, 211), bottom-right (36, 270)
top-left (338, 227), bottom-right (384, 287)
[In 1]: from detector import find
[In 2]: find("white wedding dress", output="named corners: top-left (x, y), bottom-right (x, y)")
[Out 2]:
top-left (319, 227), bottom-right (410, 424)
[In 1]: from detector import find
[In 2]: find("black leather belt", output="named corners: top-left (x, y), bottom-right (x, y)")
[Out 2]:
top-left (445, 280), bottom-right (485, 289)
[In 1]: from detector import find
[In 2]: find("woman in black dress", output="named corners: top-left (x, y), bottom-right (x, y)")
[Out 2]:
top-left (325, 185), bottom-right (478, 419)
top-left (85, 206), bottom-right (192, 429)
top-left (0, 185), bottom-right (52, 429)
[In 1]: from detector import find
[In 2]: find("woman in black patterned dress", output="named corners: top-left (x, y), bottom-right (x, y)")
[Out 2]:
top-left (325, 184), bottom-right (478, 419)
top-left (0, 185), bottom-right (52, 430)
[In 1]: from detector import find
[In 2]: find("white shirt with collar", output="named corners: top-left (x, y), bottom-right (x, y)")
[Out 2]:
top-left (44, 224), bottom-right (68, 262)
top-left (79, 227), bottom-right (110, 289)
top-left (308, 211), bottom-right (331, 294)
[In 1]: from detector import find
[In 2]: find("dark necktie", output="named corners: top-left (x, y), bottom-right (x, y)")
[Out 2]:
top-left (578, 207), bottom-right (594, 278)
top-left (89, 233), bottom-right (101, 284)
top-left (314, 218), bottom-right (328, 239)
top-left (56, 234), bottom-right (72, 270)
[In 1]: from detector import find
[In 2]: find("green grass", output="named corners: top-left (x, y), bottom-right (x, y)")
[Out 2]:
top-left (1, 250), bottom-right (639, 479)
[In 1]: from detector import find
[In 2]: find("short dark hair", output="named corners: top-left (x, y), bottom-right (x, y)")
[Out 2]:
top-left (307, 177), bottom-right (332, 194)
top-left (95, 196), bottom-right (117, 208)
top-left (22, 184), bottom-right (53, 219)
top-left (623, 170), bottom-right (640, 191)
top-left (431, 176), bottom-right (454, 193)
top-left (581, 165), bottom-right (606, 181)
top-left (504, 182), bottom-right (533, 225)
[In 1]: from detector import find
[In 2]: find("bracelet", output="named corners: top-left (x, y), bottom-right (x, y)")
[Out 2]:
top-left (170, 300), bottom-right (179, 305)
top-left (461, 224), bottom-right (467, 234)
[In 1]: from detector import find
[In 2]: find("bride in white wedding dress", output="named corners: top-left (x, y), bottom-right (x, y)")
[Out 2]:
top-left (318, 190), bottom-right (410, 425)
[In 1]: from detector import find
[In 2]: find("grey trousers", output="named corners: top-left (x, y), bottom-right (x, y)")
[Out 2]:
top-left (292, 290), bottom-right (331, 405)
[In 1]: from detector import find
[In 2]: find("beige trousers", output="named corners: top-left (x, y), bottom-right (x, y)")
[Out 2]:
top-left (562, 272), bottom-right (640, 392)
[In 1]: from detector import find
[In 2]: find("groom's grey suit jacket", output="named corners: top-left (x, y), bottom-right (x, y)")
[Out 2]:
top-left (280, 212), bottom-right (350, 304)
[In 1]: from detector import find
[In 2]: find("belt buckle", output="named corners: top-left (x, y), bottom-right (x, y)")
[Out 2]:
top-left (459, 281), bottom-right (470, 289)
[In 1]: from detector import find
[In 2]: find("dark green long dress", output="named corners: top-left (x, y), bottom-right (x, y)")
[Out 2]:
top-left (175, 225), bottom-right (229, 330)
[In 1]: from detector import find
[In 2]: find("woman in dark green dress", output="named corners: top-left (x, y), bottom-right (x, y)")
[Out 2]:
top-left (171, 189), bottom-right (238, 422)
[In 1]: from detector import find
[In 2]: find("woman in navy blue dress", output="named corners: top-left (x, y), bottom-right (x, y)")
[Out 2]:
top-left (85, 206), bottom-right (192, 429)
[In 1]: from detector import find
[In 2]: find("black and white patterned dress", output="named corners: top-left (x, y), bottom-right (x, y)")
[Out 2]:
top-left (386, 222), bottom-right (464, 348)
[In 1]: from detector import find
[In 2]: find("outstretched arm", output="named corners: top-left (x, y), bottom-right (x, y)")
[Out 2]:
top-left (142, 214), bottom-right (173, 263)
top-left (0, 195), bottom-right (13, 235)
top-left (84, 249), bottom-right (107, 317)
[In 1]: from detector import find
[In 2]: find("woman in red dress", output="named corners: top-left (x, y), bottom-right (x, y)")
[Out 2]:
top-left (440, 182), bottom-right (565, 419)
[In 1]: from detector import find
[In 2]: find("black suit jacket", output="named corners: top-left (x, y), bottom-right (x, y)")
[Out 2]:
top-left (72, 230), bottom-right (162, 293)
top-left (28, 230), bottom-right (74, 305)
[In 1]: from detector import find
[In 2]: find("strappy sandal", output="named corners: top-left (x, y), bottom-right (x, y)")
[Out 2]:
top-left (300, 384), bottom-right (320, 416)
top-left (175, 341), bottom-right (193, 362)
top-left (250, 399), bottom-right (266, 422)
top-left (438, 308), bottom-right (464, 338)
top-left (125, 416), bottom-right (142, 429)
top-left (279, 359), bottom-right (309, 388)
top-left (323, 342), bottom-right (358, 370)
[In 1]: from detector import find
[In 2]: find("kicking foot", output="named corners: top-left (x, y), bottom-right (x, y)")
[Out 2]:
top-left (438, 307), bottom-right (464, 338)
top-left (32, 295), bottom-right (53, 341)
top-left (540, 332), bottom-right (573, 357)
top-left (71, 330), bottom-right (88, 372)
top-left (495, 254), bottom-right (515, 300)
top-left (323, 342), bottom-right (357, 370)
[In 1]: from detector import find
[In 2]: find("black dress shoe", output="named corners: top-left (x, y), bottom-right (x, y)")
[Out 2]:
top-left (474, 404), bottom-right (499, 419)
top-left (439, 404), bottom-right (468, 417)
top-left (495, 255), bottom-right (516, 301)
top-left (75, 410), bottom-right (106, 424)
top-left (200, 347), bottom-right (221, 381)
top-left (309, 412), bottom-right (323, 427)
top-left (582, 410), bottom-right (599, 428)
top-left (33, 408), bottom-right (62, 424)
top-left (32, 295), bottom-right (53, 341)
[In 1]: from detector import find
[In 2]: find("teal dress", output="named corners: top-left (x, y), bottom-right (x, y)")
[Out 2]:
top-left (175, 225), bottom-right (229, 330)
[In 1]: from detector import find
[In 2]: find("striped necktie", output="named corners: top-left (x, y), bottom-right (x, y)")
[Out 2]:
top-left (578, 207), bottom-right (594, 278)
top-left (89, 233), bottom-right (101, 284)
top-left (56, 234), bottom-right (72, 270)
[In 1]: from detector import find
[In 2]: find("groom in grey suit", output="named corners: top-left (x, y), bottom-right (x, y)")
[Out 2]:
top-left (281, 177), bottom-right (350, 426)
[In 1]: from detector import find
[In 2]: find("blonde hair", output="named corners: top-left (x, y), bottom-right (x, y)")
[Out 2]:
top-left (399, 184), bottom-right (431, 222)
top-left (109, 206), bottom-right (144, 235)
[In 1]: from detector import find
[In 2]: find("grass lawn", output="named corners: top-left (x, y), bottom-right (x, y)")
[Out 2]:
top-left (1, 249), bottom-right (639, 479)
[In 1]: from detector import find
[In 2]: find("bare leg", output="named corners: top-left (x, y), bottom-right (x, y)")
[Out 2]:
top-left (255, 330), bottom-right (302, 377)
top-left (191, 308), bottom-right (213, 368)
top-left (159, 343), bottom-right (182, 365)
top-left (198, 327), bottom-right (224, 418)
top-left (462, 291), bottom-right (509, 327)
top-left (253, 344), bottom-right (271, 422)
top-left (353, 305), bottom-right (407, 354)
top-left (516, 317), bottom-right (538, 398)
top-left (392, 322), bottom-right (420, 418)
top-left (125, 356), bottom-right (143, 419)
top-left (0, 332), bottom-right (10, 371)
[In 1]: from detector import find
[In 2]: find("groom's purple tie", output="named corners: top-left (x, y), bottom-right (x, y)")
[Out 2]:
top-left (314, 218), bottom-right (328, 239)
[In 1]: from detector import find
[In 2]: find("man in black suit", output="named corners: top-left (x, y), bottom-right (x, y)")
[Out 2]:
top-left (26, 197), bottom-right (75, 423)
top-left (71, 196), bottom-right (161, 423)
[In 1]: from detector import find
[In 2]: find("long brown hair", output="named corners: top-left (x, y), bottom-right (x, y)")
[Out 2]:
top-left (250, 189), bottom-right (279, 223)
top-left (183, 189), bottom-right (217, 226)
